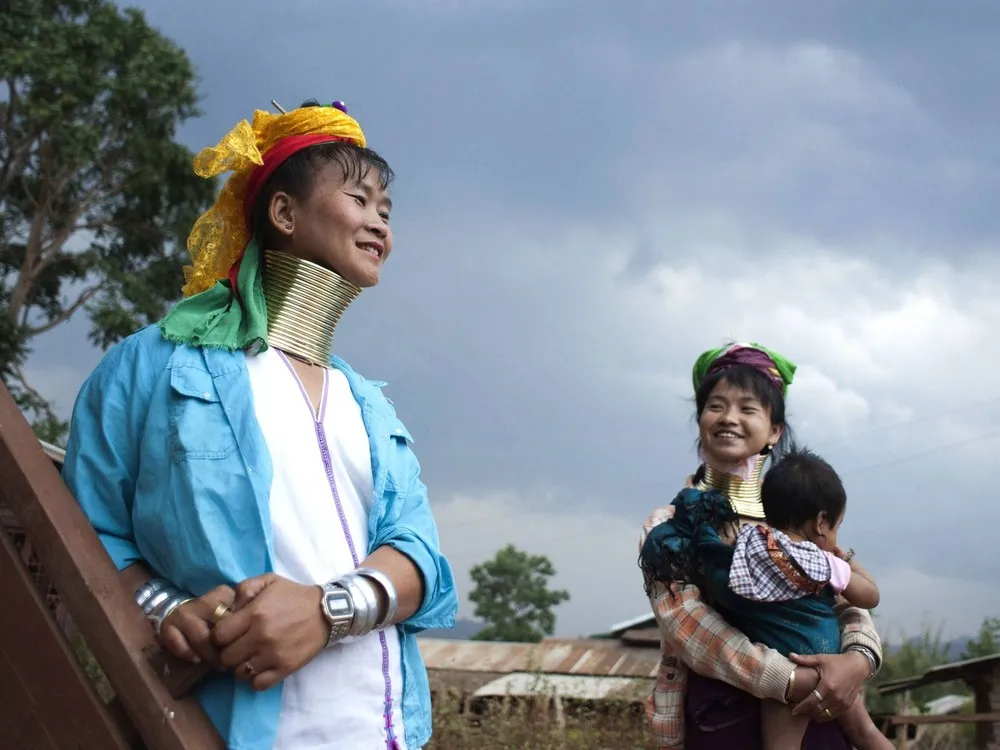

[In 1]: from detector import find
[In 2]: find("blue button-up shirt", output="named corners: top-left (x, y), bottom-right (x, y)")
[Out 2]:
top-left (62, 325), bottom-right (458, 750)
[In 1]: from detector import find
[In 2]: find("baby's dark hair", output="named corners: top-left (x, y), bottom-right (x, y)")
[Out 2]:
top-left (761, 449), bottom-right (846, 532)
top-left (252, 99), bottom-right (394, 249)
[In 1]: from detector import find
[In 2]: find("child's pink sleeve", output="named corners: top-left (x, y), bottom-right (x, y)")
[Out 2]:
top-left (825, 552), bottom-right (852, 593)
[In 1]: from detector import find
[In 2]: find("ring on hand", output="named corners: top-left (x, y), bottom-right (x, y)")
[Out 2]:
top-left (811, 689), bottom-right (823, 703)
top-left (211, 603), bottom-right (231, 625)
top-left (823, 708), bottom-right (833, 719)
top-left (243, 661), bottom-right (257, 678)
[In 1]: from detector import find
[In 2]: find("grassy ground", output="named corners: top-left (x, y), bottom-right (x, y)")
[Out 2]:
top-left (425, 693), bottom-right (653, 750)
top-left (67, 635), bottom-right (979, 750)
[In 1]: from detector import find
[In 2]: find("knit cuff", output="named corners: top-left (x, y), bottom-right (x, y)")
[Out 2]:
top-left (758, 653), bottom-right (796, 703)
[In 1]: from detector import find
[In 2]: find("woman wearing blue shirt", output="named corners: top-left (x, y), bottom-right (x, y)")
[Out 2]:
top-left (62, 100), bottom-right (458, 750)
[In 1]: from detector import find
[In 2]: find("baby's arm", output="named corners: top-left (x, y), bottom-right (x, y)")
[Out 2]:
top-left (842, 557), bottom-right (880, 609)
top-left (829, 548), bottom-right (880, 610)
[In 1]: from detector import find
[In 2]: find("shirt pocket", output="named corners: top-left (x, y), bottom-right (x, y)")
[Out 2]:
top-left (383, 417), bottom-right (414, 490)
top-left (372, 417), bottom-right (416, 528)
top-left (167, 366), bottom-right (238, 461)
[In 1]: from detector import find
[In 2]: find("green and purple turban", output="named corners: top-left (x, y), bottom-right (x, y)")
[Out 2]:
top-left (692, 342), bottom-right (797, 397)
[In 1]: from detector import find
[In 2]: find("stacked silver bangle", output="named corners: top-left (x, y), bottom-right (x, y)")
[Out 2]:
top-left (354, 567), bottom-right (399, 632)
top-left (321, 567), bottom-right (400, 647)
top-left (135, 578), bottom-right (194, 638)
top-left (846, 644), bottom-right (879, 678)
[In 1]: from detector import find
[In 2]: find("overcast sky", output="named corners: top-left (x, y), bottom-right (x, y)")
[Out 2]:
top-left (28, 0), bottom-right (1000, 642)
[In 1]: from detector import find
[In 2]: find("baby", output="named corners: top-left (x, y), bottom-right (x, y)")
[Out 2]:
top-left (722, 449), bottom-right (891, 749)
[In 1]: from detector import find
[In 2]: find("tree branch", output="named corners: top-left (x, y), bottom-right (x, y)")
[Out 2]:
top-left (26, 283), bottom-right (103, 336)
top-left (10, 362), bottom-right (65, 432)
top-left (0, 77), bottom-right (22, 193)
top-left (38, 203), bottom-right (103, 267)
top-left (9, 139), bottom-right (57, 320)
top-left (10, 364), bottom-right (44, 403)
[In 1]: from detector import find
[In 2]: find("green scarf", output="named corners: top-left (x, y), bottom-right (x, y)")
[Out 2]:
top-left (159, 240), bottom-right (268, 351)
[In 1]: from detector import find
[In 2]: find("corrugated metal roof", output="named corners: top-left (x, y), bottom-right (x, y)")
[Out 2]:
top-left (39, 440), bottom-right (66, 466)
top-left (921, 694), bottom-right (972, 716)
top-left (472, 672), bottom-right (650, 702)
top-left (606, 613), bottom-right (656, 637)
top-left (418, 637), bottom-right (660, 678)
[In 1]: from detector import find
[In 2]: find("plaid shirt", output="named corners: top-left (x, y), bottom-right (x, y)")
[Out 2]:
top-left (640, 503), bottom-right (883, 748)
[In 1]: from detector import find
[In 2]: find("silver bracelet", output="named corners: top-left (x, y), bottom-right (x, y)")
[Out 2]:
top-left (846, 644), bottom-right (878, 677)
top-left (356, 567), bottom-right (399, 630)
top-left (356, 578), bottom-right (381, 635)
top-left (135, 578), bottom-right (171, 610)
top-left (152, 595), bottom-right (194, 638)
top-left (333, 572), bottom-right (379, 637)
top-left (143, 588), bottom-right (177, 617)
top-left (343, 574), bottom-right (379, 636)
top-left (135, 578), bottom-right (194, 635)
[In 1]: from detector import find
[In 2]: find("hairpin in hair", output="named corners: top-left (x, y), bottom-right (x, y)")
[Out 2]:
top-left (271, 99), bottom-right (288, 114)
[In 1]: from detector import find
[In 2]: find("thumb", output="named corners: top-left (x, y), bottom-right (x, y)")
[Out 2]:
top-left (789, 652), bottom-right (820, 667)
top-left (233, 573), bottom-right (278, 610)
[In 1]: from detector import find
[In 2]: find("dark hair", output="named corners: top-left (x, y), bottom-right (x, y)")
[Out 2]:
top-left (761, 449), bottom-right (846, 532)
top-left (251, 99), bottom-right (395, 250)
top-left (691, 365), bottom-right (795, 483)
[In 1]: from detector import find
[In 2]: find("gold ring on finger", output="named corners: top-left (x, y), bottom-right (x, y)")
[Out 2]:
top-left (243, 661), bottom-right (258, 678)
top-left (211, 603), bottom-right (231, 625)
top-left (823, 708), bottom-right (833, 719)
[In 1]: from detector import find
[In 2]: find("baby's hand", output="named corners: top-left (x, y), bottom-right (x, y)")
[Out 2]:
top-left (833, 545), bottom-right (848, 560)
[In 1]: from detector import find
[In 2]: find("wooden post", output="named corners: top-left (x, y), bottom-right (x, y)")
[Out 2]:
top-left (0, 381), bottom-right (223, 749)
top-left (898, 690), bottom-right (910, 750)
top-left (972, 669), bottom-right (1000, 750)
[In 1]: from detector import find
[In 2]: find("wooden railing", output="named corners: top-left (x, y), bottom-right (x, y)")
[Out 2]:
top-left (0, 381), bottom-right (223, 749)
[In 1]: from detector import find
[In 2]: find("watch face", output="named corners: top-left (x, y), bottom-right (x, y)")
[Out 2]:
top-left (325, 592), bottom-right (351, 616)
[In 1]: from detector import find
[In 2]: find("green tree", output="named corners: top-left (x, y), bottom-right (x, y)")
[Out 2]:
top-left (867, 622), bottom-right (973, 715)
top-left (469, 544), bottom-right (570, 643)
top-left (961, 616), bottom-right (1000, 660)
top-left (0, 0), bottom-right (214, 442)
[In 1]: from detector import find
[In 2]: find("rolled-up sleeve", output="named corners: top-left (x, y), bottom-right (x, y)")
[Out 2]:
top-left (62, 335), bottom-right (155, 571)
top-left (373, 440), bottom-right (457, 633)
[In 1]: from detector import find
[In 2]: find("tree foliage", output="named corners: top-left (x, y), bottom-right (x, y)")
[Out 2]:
top-left (469, 544), bottom-right (570, 643)
top-left (867, 624), bottom-right (959, 715)
top-left (0, 0), bottom-right (214, 441)
top-left (960, 616), bottom-right (1000, 661)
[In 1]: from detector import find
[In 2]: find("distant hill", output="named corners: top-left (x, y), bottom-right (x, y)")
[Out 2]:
top-left (421, 618), bottom-right (485, 640)
top-left (886, 636), bottom-right (970, 661)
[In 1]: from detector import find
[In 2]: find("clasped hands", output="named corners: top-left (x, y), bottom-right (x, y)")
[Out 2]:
top-left (158, 573), bottom-right (327, 692)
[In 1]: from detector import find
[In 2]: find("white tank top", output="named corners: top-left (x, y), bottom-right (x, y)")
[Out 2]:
top-left (246, 347), bottom-right (406, 749)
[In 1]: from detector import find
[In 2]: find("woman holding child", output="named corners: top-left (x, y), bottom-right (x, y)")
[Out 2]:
top-left (638, 343), bottom-right (889, 749)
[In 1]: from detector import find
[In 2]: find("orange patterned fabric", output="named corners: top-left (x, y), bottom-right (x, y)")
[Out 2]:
top-left (764, 527), bottom-right (827, 596)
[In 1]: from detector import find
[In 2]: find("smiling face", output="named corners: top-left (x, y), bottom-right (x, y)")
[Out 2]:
top-left (698, 379), bottom-right (784, 466)
top-left (268, 162), bottom-right (393, 287)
